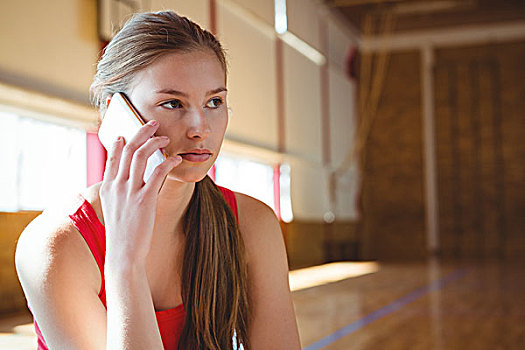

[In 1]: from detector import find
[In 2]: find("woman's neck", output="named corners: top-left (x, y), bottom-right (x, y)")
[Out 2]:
top-left (154, 179), bottom-right (196, 239)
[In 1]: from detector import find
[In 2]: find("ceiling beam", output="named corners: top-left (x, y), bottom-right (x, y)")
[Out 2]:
top-left (328, 0), bottom-right (415, 8)
top-left (361, 20), bottom-right (525, 51)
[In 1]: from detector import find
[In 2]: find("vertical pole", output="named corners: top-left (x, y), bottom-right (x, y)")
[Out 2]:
top-left (275, 38), bottom-right (286, 153)
top-left (320, 20), bottom-right (331, 168)
top-left (421, 45), bottom-right (440, 254)
top-left (273, 164), bottom-right (282, 221)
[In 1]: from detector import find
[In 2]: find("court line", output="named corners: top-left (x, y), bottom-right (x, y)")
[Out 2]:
top-left (302, 268), bottom-right (467, 350)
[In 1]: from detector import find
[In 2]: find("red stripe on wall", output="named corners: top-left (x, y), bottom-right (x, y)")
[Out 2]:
top-left (86, 132), bottom-right (106, 187)
top-left (208, 163), bottom-right (216, 182)
top-left (209, 0), bottom-right (217, 35)
top-left (320, 20), bottom-right (331, 166)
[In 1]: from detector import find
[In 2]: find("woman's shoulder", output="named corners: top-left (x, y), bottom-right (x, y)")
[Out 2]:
top-left (15, 184), bottom-right (103, 297)
top-left (232, 192), bottom-right (285, 259)
top-left (233, 192), bottom-right (277, 224)
top-left (16, 184), bottom-right (98, 251)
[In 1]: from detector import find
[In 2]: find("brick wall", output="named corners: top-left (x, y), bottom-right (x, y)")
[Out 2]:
top-left (357, 40), bottom-right (525, 260)
top-left (435, 40), bottom-right (525, 258)
top-left (360, 51), bottom-right (427, 260)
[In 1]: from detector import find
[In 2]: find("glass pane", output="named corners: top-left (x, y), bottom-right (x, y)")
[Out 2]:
top-left (0, 112), bottom-right (86, 212)
top-left (18, 118), bottom-right (86, 211)
top-left (0, 112), bottom-right (19, 211)
top-left (280, 163), bottom-right (293, 223)
top-left (215, 153), bottom-right (275, 211)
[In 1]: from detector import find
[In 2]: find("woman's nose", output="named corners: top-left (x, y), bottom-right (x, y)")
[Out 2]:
top-left (186, 108), bottom-right (211, 140)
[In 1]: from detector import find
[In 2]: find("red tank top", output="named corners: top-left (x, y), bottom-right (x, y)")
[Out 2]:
top-left (33, 185), bottom-right (238, 350)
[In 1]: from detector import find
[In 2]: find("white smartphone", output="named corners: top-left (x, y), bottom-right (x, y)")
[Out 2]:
top-left (98, 92), bottom-right (168, 183)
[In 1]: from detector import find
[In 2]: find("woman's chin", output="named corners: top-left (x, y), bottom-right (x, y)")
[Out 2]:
top-left (165, 168), bottom-right (210, 183)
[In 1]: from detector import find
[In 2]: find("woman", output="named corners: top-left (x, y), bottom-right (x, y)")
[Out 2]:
top-left (15, 11), bottom-right (301, 350)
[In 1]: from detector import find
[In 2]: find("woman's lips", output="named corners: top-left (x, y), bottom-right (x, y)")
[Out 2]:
top-left (179, 153), bottom-right (211, 162)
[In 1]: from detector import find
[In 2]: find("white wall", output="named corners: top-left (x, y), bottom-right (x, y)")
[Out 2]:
top-left (329, 67), bottom-right (359, 220)
top-left (328, 17), bottom-right (357, 73)
top-left (0, 0), bottom-right (99, 103)
top-left (228, 0), bottom-right (275, 26)
top-left (218, 1), bottom-right (279, 151)
top-left (283, 44), bottom-right (322, 164)
top-left (150, 0), bottom-right (210, 29)
top-left (287, 0), bottom-right (322, 51)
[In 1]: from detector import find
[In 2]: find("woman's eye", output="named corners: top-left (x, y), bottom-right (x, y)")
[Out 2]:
top-left (206, 97), bottom-right (223, 109)
top-left (161, 100), bottom-right (182, 109)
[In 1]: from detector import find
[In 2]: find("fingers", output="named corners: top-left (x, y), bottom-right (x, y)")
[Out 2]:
top-left (143, 155), bottom-right (183, 194)
top-left (116, 120), bottom-right (159, 182)
top-left (103, 136), bottom-right (124, 181)
top-left (129, 135), bottom-right (171, 187)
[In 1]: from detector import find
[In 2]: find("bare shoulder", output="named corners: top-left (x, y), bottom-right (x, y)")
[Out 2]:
top-left (233, 192), bottom-right (287, 266)
top-left (15, 185), bottom-right (103, 300)
top-left (234, 192), bottom-right (279, 228)
top-left (17, 180), bottom-right (104, 255)
top-left (233, 192), bottom-right (282, 242)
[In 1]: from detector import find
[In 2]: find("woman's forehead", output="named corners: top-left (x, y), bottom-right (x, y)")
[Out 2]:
top-left (131, 51), bottom-right (226, 94)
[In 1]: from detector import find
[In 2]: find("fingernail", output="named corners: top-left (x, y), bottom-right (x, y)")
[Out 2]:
top-left (148, 120), bottom-right (158, 126)
top-left (159, 135), bottom-right (169, 139)
top-left (115, 136), bottom-right (122, 142)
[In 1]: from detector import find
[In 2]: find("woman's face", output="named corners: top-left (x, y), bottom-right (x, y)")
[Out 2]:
top-left (126, 50), bottom-right (228, 183)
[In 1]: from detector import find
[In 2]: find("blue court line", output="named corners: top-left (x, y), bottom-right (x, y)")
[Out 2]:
top-left (302, 268), bottom-right (467, 350)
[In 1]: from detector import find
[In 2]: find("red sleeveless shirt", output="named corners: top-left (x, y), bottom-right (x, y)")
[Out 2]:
top-left (33, 185), bottom-right (238, 350)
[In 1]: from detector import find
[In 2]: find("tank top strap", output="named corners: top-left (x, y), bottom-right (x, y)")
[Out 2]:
top-left (68, 193), bottom-right (106, 295)
top-left (216, 185), bottom-right (239, 222)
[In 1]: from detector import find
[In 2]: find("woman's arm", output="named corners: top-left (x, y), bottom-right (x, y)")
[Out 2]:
top-left (99, 120), bottom-right (182, 350)
top-left (16, 211), bottom-right (108, 350)
top-left (235, 193), bottom-right (301, 350)
top-left (104, 257), bottom-right (164, 349)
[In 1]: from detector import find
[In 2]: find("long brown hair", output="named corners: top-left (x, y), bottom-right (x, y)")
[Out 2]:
top-left (90, 11), bottom-right (250, 350)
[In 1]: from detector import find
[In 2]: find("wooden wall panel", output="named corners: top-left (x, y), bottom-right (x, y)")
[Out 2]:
top-left (435, 40), bottom-right (525, 259)
top-left (0, 211), bottom-right (40, 314)
top-left (360, 51), bottom-right (427, 260)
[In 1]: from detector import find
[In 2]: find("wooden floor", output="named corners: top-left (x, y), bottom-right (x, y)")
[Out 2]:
top-left (1, 259), bottom-right (524, 349)
top-left (294, 258), bottom-right (525, 350)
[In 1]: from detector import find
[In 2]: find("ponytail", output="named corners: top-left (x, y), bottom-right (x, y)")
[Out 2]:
top-left (179, 176), bottom-right (250, 349)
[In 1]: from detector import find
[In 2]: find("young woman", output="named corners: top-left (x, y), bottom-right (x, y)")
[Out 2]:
top-left (15, 11), bottom-right (301, 350)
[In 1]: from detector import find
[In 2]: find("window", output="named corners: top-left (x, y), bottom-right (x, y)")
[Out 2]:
top-left (274, 0), bottom-right (287, 34)
top-left (0, 111), bottom-right (86, 212)
top-left (279, 163), bottom-right (293, 223)
top-left (214, 153), bottom-right (293, 222)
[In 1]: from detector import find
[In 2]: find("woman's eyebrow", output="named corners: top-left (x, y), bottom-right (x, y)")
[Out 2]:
top-left (155, 87), bottom-right (227, 97)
